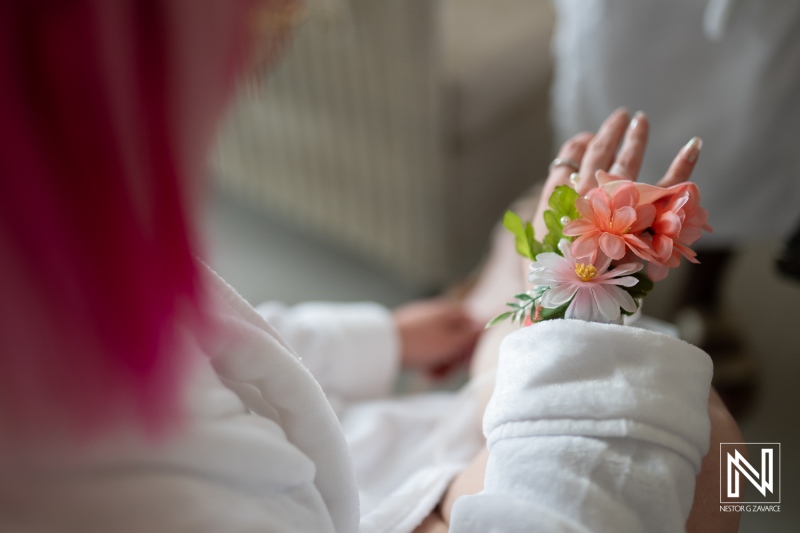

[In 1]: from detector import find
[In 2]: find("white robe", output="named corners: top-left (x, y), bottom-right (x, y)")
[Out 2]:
top-left (0, 266), bottom-right (712, 532)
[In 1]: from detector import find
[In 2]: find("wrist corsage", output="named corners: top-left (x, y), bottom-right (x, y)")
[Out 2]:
top-left (488, 180), bottom-right (712, 327)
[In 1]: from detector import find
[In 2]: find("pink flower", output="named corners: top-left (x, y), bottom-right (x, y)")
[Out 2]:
top-left (590, 180), bottom-right (712, 282)
top-left (528, 240), bottom-right (643, 323)
top-left (563, 182), bottom-right (656, 261)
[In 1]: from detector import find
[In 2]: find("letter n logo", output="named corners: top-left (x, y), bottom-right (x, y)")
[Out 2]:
top-left (720, 443), bottom-right (780, 504)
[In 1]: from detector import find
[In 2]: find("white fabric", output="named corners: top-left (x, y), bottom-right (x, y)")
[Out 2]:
top-left (551, 0), bottom-right (800, 246)
top-left (345, 381), bottom-right (485, 533)
top-left (0, 265), bottom-right (360, 532)
top-left (450, 320), bottom-right (712, 532)
top-left (255, 302), bottom-right (486, 532)
top-left (1, 268), bottom-right (712, 532)
top-left (255, 301), bottom-right (400, 402)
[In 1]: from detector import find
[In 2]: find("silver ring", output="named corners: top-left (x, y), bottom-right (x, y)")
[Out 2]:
top-left (549, 157), bottom-right (580, 173)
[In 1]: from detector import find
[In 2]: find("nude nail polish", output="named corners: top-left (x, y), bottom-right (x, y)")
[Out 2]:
top-left (682, 136), bottom-right (703, 163)
top-left (630, 110), bottom-right (646, 130)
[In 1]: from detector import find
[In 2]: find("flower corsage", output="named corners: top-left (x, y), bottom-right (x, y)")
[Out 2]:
top-left (488, 180), bottom-right (712, 327)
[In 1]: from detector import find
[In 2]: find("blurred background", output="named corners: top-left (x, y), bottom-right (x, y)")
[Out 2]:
top-left (203, 1), bottom-right (799, 531)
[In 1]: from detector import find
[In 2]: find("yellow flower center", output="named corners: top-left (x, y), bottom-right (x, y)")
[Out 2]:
top-left (574, 263), bottom-right (598, 282)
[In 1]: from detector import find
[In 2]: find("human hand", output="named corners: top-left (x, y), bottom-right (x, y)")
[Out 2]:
top-left (534, 108), bottom-right (703, 239)
top-left (393, 298), bottom-right (482, 370)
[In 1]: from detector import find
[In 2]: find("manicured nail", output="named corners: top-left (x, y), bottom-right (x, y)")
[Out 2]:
top-left (682, 136), bottom-right (703, 163)
top-left (630, 111), bottom-right (646, 130)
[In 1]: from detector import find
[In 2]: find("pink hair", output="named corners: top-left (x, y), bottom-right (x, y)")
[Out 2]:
top-left (0, 0), bottom-right (261, 444)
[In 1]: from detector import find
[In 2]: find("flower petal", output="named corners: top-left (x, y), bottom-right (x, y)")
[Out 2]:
top-left (557, 238), bottom-right (573, 259)
top-left (571, 232), bottom-right (600, 259)
top-left (591, 196), bottom-right (612, 229)
top-left (562, 219), bottom-right (597, 237)
top-left (611, 182), bottom-right (639, 210)
top-left (574, 197), bottom-right (596, 223)
top-left (603, 180), bottom-right (675, 205)
top-left (593, 249), bottom-right (612, 273)
top-left (566, 288), bottom-right (593, 321)
top-left (598, 260), bottom-right (642, 279)
top-left (603, 275), bottom-right (640, 287)
top-left (651, 234), bottom-right (674, 262)
top-left (611, 206), bottom-right (637, 234)
top-left (666, 191), bottom-right (690, 212)
top-left (647, 261), bottom-right (670, 282)
top-left (678, 228), bottom-right (702, 245)
top-left (532, 252), bottom-right (568, 269)
top-left (529, 271), bottom-right (563, 286)
top-left (599, 233), bottom-right (626, 260)
top-left (632, 204), bottom-right (656, 232)
top-left (541, 283), bottom-right (579, 307)
top-left (591, 285), bottom-right (621, 321)
top-left (606, 285), bottom-right (637, 313)
top-left (653, 211), bottom-right (682, 238)
top-left (674, 243), bottom-right (700, 263)
top-left (623, 234), bottom-right (656, 261)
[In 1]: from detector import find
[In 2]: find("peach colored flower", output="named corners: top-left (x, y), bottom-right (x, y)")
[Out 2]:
top-left (602, 180), bottom-right (712, 281)
top-left (563, 182), bottom-right (656, 261)
top-left (647, 184), bottom-right (712, 280)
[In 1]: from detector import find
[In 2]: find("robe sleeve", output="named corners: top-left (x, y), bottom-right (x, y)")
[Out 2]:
top-left (450, 319), bottom-right (712, 533)
top-left (255, 301), bottom-right (401, 401)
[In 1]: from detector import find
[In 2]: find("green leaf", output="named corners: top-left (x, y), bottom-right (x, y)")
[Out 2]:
top-left (514, 293), bottom-right (533, 301)
top-left (525, 222), bottom-right (543, 258)
top-left (548, 185), bottom-right (580, 219)
top-left (542, 210), bottom-right (563, 252)
top-left (486, 311), bottom-right (514, 328)
top-left (624, 271), bottom-right (654, 301)
top-left (542, 185), bottom-right (580, 252)
top-left (538, 301), bottom-right (569, 320)
top-left (503, 210), bottom-right (534, 260)
top-left (503, 210), bottom-right (546, 260)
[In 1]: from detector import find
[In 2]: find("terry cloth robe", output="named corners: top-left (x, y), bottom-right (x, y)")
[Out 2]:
top-left (0, 265), bottom-right (711, 532)
top-left (249, 277), bottom-right (713, 532)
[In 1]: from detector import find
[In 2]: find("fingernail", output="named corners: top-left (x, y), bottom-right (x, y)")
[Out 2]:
top-left (569, 172), bottom-right (580, 185)
top-left (630, 110), bottom-right (646, 130)
top-left (682, 136), bottom-right (703, 163)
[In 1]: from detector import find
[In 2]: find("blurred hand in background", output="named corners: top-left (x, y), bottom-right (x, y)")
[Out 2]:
top-left (393, 299), bottom-right (482, 373)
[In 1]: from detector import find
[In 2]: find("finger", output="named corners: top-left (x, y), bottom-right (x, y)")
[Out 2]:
top-left (578, 107), bottom-right (630, 194)
top-left (534, 131), bottom-right (594, 240)
top-left (550, 131), bottom-right (595, 187)
top-left (658, 137), bottom-right (702, 187)
top-left (609, 111), bottom-right (649, 181)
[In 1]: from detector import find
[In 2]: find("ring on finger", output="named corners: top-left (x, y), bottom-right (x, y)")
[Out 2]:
top-left (569, 172), bottom-right (580, 186)
top-left (549, 157), bottom-right (580, 173)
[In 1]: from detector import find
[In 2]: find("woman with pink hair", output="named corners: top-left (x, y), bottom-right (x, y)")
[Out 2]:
top-left (0, 1), bottom-right (737, 531)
